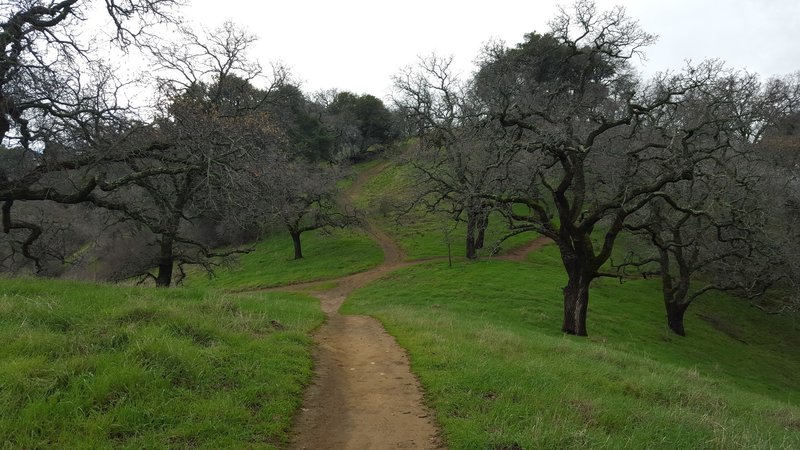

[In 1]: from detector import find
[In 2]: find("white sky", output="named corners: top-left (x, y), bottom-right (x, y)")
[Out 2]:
top-left (172, 0), bottom-right (799, 99)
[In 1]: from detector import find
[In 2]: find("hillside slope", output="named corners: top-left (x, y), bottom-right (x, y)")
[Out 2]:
top-left (0, 279), bottom-right (323, 448)
top-left (337, 160), bottom-right (800, 448)
top-left (2, 155), bottom-right (799, 449)
top-left (342, 244), bottom-right (800, 448)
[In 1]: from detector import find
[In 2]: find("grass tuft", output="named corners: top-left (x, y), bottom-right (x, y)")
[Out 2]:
top-left (0, 278), bottom-right (324, 448)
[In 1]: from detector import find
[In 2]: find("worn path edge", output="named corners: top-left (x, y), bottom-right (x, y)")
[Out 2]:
top-left (277, 162), bottom-right (549, 449)
top-left (286, 162), bottom-right (444, 449)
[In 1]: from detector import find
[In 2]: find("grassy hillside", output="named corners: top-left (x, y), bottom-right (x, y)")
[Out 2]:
top-left (353, 161), bottom-right (537, 260)
top-left (4, 153), bottom-right (800, 449)
top-left (185, 228), bottom-right (383, 291)
top-left (0, 279), bottom-right (324, 448)
top-left (342, 243), bottom-right (800, 449)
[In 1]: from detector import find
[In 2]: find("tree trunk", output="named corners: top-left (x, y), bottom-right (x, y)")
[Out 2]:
top-left (465, 212), bottom-right (478, 259)
top-left (475, 212), bottom-right (489, 250)
top-left (666, 301), bottom-right (689, 336)
top-left (657, 248), bottom-right (689, 336)
top-left (562, 270), bottom-right (590, 336)
top-left (291, 230), bottom-right (303, 260)
top-left (560, 247), bottom-right (592, 336)
top-left (155, 235), bottom-right (174, 288)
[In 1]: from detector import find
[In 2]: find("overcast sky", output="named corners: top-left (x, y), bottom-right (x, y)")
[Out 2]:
top-left (176, 0), bottom-right (799, 98)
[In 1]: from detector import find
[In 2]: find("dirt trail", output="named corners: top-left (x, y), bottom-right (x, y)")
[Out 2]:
top-left (281, 163), bottom-right (550, 448)
top-left (495, 236), bottom-right (552, 262)
top-left (285, 162), bottom-right (444, 449)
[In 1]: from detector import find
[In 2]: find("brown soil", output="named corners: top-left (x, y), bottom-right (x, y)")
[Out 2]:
top-left (289, 299), bottom-right (443, 449)
top-left (278, 163), bottom-right (551, 448)
top-left (283, 162), bottom-right (444, 449)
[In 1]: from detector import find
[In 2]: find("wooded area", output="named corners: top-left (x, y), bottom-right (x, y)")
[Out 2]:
top-left (1, 0), bottom-right (798, 338)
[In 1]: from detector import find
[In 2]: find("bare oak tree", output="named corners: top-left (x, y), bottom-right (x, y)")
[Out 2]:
top-left (259, 155), bottom-right (356, 260)
top-left (617, 72), bottom-right (794, 336)
top-left (393, 55), bottom-right (517, 259)
top-left (86, 23), bottom-right (285, 286)
top-left (0, 0), bottom-right (178, 269)
top-left (475, 1), bottom-right (767, 335)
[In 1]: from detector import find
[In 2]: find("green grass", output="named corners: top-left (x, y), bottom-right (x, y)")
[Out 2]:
top-left (186, 228), bottom-right (383, 291)
top-left (337, 158), bottom-right (386, 191)
top-left (0, 278), bottom-right (324, 448)
top-left (6, 152), bottom-right (800, 449)
top-left (353, 162), bottom-right (537, 260)
top-left (342, 243), bottom-right (800, 449)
